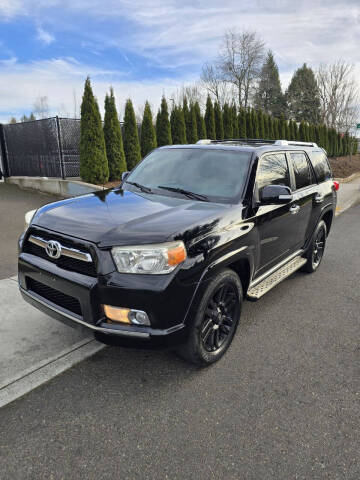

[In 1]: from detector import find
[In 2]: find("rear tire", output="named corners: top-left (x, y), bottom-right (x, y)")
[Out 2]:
top-left (177, 269), bottom-right (242, 367)
top-left (302, 220), bottom-right (327, 273)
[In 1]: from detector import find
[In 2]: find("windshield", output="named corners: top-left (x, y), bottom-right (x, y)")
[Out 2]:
top-left (125, 148), bottom-right (252, 203)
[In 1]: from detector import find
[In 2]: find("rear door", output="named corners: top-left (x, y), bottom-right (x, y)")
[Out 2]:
top-left (287, 151), bottom-right (318, 250)
top-left (254, 152), bottom-right (301, 276)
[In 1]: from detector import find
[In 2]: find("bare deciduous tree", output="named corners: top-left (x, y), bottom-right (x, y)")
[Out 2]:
top-left (170, 83), bottom-right (204, 107)
top-left (33, 95), bottom-right (49, 119)
top-left (218, 29), bottom-right (265, 108)
top-left (317, 61), bottom-right (359, 132)
top-left (201, 62), bottom-right (231, 106)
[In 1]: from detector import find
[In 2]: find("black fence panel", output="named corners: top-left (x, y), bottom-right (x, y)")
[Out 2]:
top-left (58, 118), bottom-right (81, 177)
top-left (3, 118), bottom-right (62, 177)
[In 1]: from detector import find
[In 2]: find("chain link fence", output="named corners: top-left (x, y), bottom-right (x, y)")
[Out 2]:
top-left (0, 117), bottom-right (81, 178)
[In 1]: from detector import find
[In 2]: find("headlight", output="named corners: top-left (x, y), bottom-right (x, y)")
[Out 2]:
top-left (111, 241), bottom-right (187, 274)
top-left (24, 209), bottom-right (37, 231)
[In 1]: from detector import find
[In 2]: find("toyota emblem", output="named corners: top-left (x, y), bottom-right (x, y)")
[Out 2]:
top-left (45, 240), bottom-right (62, 259)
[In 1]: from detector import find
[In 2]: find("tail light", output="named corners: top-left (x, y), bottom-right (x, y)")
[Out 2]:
top-left (333, 181), bottom-right (340, 191)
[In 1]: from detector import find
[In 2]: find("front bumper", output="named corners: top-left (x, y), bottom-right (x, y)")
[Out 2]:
top-left (18, 252), bottom-right (194, 349)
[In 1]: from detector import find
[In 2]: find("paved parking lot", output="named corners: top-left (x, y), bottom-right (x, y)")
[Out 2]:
top-left (1, 205), bottom-right (359, 479)
top-left (0, 182), bottom-right (59, 279)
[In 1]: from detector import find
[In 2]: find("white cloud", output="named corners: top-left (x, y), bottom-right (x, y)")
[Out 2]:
top-left (36, 26), bottom-right (55, 45)
top-left (0, 57), bottom-right (196, 122)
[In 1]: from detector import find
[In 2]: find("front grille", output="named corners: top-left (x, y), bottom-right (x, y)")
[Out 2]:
top-left (23, 229), bottom-right (97, 277)
top-left (27, 278), bottom-right (82, 316)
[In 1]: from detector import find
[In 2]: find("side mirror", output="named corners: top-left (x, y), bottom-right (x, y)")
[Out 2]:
top-left (122, 171), bottom-right (130, 181)
top-left (260, 185), bottom-right (292, 204)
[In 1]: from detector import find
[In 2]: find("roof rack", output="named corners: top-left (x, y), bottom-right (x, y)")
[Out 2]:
top-left (196, 139), bottom-right (318, 147)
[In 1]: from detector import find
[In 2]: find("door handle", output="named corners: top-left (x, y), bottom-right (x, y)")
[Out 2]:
top-left (315, 193), bottom-right (325, 203)
top-left (289, 204), bottom-right (300, 215)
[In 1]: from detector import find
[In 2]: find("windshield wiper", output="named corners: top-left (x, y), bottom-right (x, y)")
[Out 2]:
top-left (126, 181), bottom-right (153, 194)
top-left (157, 185), bottom-right (209, 201)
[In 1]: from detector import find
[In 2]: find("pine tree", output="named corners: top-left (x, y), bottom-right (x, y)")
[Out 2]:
top-left (223, 103), bottom-right (233, 139)
top-left (80, 77), bottom-right (109, 184)
top-left (238, 109), bottom-right (247, 138)
top-left (170, 106), bottom-right (187, 144)
top-left (254, 51), bottom-right (285, 117)
top-left (214, 101), bottom-right (224, 140)
top-left (186, 103), bottom-right (198, 144)
top-left (286, 63), bottom-right (320, 124)
top-left (140, 101), bottom-right (157, 157)
top-left (204, 95), bottom-right (216, 140)
top-left (231, 104), bottom-right (239, 138)
top-left (29, 113), bottom-right (36, 121)
top-left (194, 101), bottom-right (206, 140)
top-left (104, 88), bottom-right (127, 180)
top-left (123, 98), bottom-right (141, 169)
top-left (156, 96), bottom-right (172, 147)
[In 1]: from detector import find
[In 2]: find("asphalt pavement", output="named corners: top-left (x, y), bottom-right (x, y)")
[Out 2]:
top-left (0, 182), bottom-right (60, 279)
top-left (1, 205), bottom-right (359, 479)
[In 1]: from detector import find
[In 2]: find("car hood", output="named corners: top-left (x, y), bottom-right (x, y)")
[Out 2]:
top-left (33, 188), bottom-right (230, 247)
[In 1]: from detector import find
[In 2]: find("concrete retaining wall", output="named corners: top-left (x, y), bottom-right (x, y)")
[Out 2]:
top-left (5, 176), bottom-right (104, 198)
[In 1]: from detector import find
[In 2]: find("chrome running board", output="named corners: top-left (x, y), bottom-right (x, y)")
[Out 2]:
top-left (247, 256), bottom-right (307, 300)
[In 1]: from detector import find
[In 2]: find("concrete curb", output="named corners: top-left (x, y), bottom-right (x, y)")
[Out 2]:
top-left (5, 176), bottom-right (104, 198)
top-left (334, 172), bottom-right (360, 184)
top-left (0, 339), bottom-right (105, 408)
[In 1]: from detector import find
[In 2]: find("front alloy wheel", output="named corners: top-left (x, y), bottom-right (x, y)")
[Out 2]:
top-left (177, 268), bottom-right (242, 366)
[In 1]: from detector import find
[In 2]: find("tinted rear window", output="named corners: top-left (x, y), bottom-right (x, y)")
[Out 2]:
top-left (309, 151), bottom-right (332, 183)
top-left (290, 152), bottom-right (313, 190)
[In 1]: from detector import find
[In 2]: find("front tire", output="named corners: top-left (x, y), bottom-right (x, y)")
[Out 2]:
top-left (177, 269), bottom-right (242, 367)
top-left (302, 220), bottom-right (327, 273)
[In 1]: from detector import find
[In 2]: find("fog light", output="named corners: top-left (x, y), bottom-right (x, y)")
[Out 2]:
top-left (103, 305), bottom-right (150, 326)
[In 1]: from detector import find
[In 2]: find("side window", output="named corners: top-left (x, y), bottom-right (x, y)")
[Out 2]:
top-left (257, 153), bottom-right (290, 192)
top-left (290, 152), bottom-right (313, 190)
top-left (309, 151), bottom-right (332, 183)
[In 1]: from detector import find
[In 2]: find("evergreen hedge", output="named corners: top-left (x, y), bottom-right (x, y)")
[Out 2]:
top-left (204, 95), bottom-right (216, 139)
top-left (156, 96), bottom-right (172, 147)
top-left (170, 105), bottom-right (187, 144)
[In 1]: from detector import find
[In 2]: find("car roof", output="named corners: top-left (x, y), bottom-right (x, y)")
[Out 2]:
top-left (159, 141), bottom-right (324, 155)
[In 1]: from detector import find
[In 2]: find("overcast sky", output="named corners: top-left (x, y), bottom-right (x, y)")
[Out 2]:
top-left (0, 0), bottom-right (359, 122)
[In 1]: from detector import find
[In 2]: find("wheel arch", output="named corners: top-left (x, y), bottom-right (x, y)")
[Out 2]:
top-left (321, 209), bottom-right (334, 235)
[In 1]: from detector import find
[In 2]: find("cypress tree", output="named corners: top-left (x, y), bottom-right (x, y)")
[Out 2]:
top-left (104, 87), bottom-right (126, 180)
top-left (279, 113), bottom-right (287, 139)
top-left (223, 103), bottom-right (233, 139)
top-left (273, 117), bottom-right (280, 139)
top-left (186, 103), bottom-right (198, 144)
top-left (214, 101), bottom-right (224, 140)
top-left (204, 95), bottom-right (216, 139)
top-left (269, 116), bottom-right (275, 140)
top-left (231, 104), bottom-right (239, 138)
top-left (194, 101), bottom-right (206, 140)
top-left (156, 96), bottom-right (172, 147)
top-left (123, 98), bottom-right (141, 169)
top-left (254, 51), bottom-right (285, 117)
top-left (299, 121), bottom-right (306, 141)
top-left (80, 77), bottom-right (109, 184)
top-left (246, 109), bottom-right (253, 138)
top-left (183, 97), bottom-right (191, 142)
top-left (286, 63), bottom-right (320, 124)
top-left (252, 109), bottom-right (260, 138)
top-left (238, 109), bottom-right (247, 138)
top-left (140, 101), bottom-right (157, 157)
top-left (170, 106), bottom-right (187, 144)
top-left (258, 110), bottom-right (265, 139)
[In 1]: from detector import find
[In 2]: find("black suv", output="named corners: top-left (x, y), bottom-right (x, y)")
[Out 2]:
top-left (19, 139), bottom-right (337, 366)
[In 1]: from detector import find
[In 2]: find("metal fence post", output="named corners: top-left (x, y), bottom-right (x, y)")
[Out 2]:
top-left (55, 116), bottom-right (65, 179)
top-left (0, 124), bottom-right (10, 177)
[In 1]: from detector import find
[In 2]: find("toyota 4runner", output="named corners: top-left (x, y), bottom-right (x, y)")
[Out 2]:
top-left (19, 139), bottom-right (338, 366)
